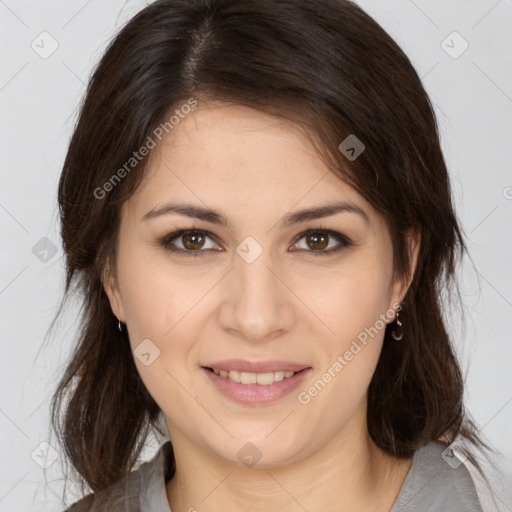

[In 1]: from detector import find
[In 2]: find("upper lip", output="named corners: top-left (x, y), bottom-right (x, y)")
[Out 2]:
top-left (203, 359), bottom-right (311, 373)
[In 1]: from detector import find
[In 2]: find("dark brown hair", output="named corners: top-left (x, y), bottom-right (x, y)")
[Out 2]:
top-left (51, 0), bottom-right (494, 500)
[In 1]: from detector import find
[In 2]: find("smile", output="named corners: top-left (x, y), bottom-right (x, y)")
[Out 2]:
top-left (202, 366), bottom-right (312, 404)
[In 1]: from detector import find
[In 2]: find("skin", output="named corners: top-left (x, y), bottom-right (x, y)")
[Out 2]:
top-left (103, 101), bottom-right (421, 512)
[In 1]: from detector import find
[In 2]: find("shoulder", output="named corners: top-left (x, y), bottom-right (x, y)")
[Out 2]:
top-left (64, 442), bottom-right (173, 512)
top-left (391, 440), bottom-right (484, 512)
top-left (64, 466), bottom-right (143, 512)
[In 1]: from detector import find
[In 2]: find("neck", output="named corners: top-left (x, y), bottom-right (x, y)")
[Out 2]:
top-left (165, 410), bottom-right (411, 512)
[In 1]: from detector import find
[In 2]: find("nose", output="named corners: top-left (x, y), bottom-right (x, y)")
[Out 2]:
top-left (218, 244), bottom-right (296, 343)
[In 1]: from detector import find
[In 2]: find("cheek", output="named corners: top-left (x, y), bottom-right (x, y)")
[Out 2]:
top-left (115, 248), bottom-right (202, 420)
top-left (116, 242), bottom-right (197, 339)
top-left (299, 282), bottom-right (389, 433)
top-left (317, 255), bottom-right (393, 346)
top-left (115, 244), bottom-right (209, 383)
top-left (306, 252), bottom-right (393, 402)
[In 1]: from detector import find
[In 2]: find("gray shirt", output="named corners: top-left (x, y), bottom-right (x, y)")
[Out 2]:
top-left (66, 440), bottom-right (484, 511)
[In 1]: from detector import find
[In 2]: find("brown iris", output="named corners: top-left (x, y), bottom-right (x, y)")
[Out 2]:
top-left (305, 231), bottom-right (329, 251)
top-left (182, 232), bottom-right (206, 250)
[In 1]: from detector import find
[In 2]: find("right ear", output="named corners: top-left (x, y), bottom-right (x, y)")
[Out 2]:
top-left (101, 261), bottom-right (126, 322)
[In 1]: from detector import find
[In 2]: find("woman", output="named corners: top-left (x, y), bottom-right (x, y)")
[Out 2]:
top-left (52, 0), bottom-right (504, 510)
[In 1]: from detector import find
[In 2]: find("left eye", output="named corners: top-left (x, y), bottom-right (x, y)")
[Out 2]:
top-left (160, 229), bottom-right (351, 257)
top-left (291, 229), bottom-right (352, 255)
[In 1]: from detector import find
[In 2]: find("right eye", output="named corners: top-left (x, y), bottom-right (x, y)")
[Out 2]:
top-left (160, 229), bottom-right (222, 256)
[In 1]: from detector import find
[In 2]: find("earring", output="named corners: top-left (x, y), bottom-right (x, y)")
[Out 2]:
top-left (391, 310), bottom-right (403, 341)
top-left (117, 318), bottom-right (123, 333)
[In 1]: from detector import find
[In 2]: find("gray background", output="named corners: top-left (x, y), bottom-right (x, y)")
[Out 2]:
top-left (0, 0), bottom-right (511, 509)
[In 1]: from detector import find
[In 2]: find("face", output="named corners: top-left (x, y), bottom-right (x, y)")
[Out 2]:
top-left (104, 101), bottom-right (418, 467)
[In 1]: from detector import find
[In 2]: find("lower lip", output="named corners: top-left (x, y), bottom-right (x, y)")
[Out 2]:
top-left (202, 367), bottom-right (312, 405)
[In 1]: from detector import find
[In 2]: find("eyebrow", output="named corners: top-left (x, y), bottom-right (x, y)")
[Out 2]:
top-left (142, 200), bottom-right (371, 229)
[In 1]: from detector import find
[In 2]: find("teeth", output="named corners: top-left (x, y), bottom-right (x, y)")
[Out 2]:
top-left (212, 369), bottom-right (297, 385)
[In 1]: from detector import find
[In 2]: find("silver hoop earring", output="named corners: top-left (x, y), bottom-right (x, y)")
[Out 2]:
top-left (117, 318), bottom-right (123, 333)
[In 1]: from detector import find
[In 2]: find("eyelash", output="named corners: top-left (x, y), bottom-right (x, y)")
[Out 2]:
top-left (159, 228), bottom-right (352, 257)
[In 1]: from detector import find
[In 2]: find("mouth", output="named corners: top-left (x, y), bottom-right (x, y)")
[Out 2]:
top-left (200, 361), bottom-right (312, 404)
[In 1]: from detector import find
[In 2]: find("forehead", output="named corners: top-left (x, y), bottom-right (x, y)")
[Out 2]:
top-left (123, 102), bottom-right (379, 230)
top-left (151, 102), bottom-right (326, 180)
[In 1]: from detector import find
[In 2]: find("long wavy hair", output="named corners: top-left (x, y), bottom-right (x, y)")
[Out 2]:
top-left (51, 0), bottom-right (494, 500)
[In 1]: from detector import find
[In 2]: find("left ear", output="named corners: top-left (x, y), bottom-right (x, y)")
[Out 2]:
top-left (389, 227), bottom-right (421, 310)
